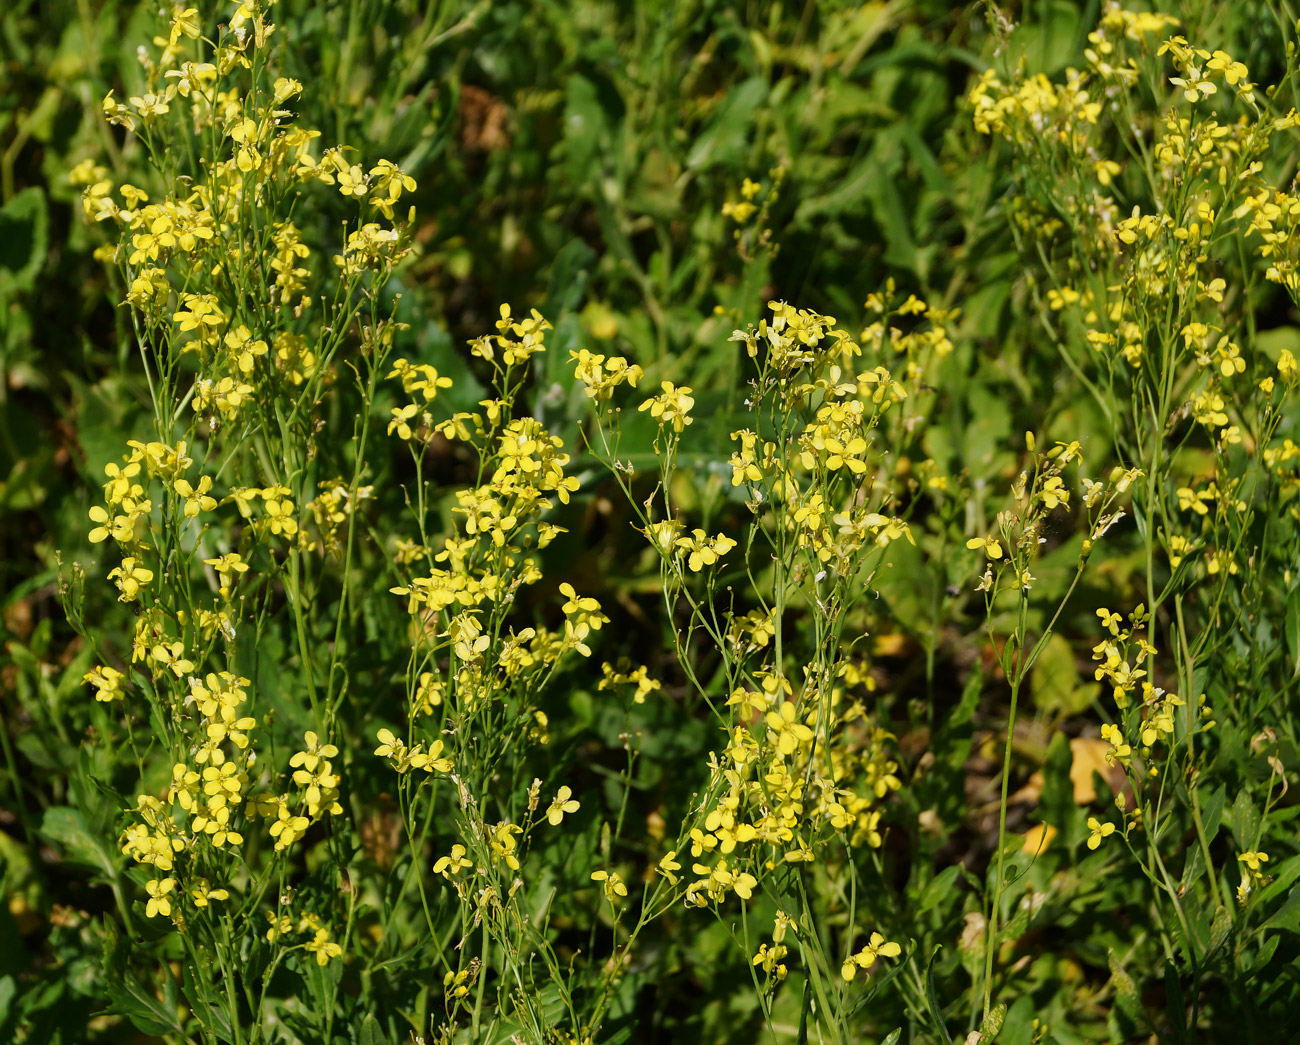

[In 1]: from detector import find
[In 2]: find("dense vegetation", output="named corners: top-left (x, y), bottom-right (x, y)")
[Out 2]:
top-left (3, 1), bottom-right (1300, 1042)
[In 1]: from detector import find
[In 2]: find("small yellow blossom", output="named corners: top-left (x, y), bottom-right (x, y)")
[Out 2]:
top-left (590, 869), bottom-right (627, 903)
top-left (546, 786), bottom-right (580, 826)
top-left (840, 932), bottom-right (901, 982)
top-left (1086, 816), bottom-right (1116, 850)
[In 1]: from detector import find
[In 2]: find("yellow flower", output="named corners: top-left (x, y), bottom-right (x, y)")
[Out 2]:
top-left (1094, 159), bottom-right (1121, 186)
top-left (304, 928), bottom-right (343, 966)
top-left (638, 381), bottom-right (695, 433)
top-left (1238, 850), bottom-right (1270, 874)
top-left (169, 6), bottom-right (200, 43)
top-left (108, 557), bottom-right (154, 602)
top-left (88, 505), bottom-right (135, 545)
top-left (444, 969), bottom-right (472, 999)
top-left (764, 701), bottom-right (814, 756)
top-left (752, 942), bottom-right (789, 979)
top-left (674, 529), bottom-right (738, 572)
top-left (1086, 816), bottom-right (1116, 850)
top-left (590, 869), bottom-right (627, 903)
top-left (658, 850), bottom-right (682, 884)
top-left (190, 879), bottom-right (230, 908)
top-left (1100, 723), bottom-right (1131, 763)
top-left (1037, 476), bottom-right (1069, 510)
top-left (204, 552), bottom-right (250, 597)
top-left (269, 803), bottom-right (309, 851)
top-left (1206, 50), bottom-right (1248, 84)
top-left (840, 931), bottom-right (902, 982)
top-left (84, 664), bottom-right (126, 702)
top-left (966, 535), bottom-right (1003, 560)
top-left (546, 786), bottom-right (580, 826)
top-left (434, 844), bottom-right (472, 878)
top-left (174, 475), bottom-right (217, 517)
top-left (722, 199), bottom-right (757, 222)
top-left (145, 877), bottom-right (176, 918)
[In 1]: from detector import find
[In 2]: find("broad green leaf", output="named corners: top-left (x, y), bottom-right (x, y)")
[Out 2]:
top-left (685, 78), bottom-right (767, 171)
top-left (0, 188), bottom-right (48, 302)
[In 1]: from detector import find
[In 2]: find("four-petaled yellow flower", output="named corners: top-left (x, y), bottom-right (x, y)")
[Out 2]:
top-left (434, 844), bottom-right (472, 878)
top-left (145, 877), bottom-right (176, 918)
top-left (1086, 816), bottom-right (1116, 850)
top-left (546, 786), bottom-right (580, 826)
top-left (304, 928), bottom-right (343, 966)
top-left (1238, 850), bottom-right (1270, 874)
top-left (591, 869), bottom-right (627, 903)
top-left (966, 535), bottom-right (1003, 560)
top-left (764, 701), bottom-right (815, 756)
top-left (190, 878), bottom-right (230, 908)
top-left (638, 381), bottom-right (695, 433)
top-left (840, 931), bottom-right (901, 982)
top-left (108, 557), bottom-right (154, 601)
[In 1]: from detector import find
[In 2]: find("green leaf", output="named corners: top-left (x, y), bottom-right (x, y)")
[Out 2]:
top-left (1286, 585), bottom-right (1300, 679)
top-left (1164, 961), bottom-right (1186, 1045)
top-left (562, 74), bottom-right (606, 185)
top-left (0, 975), bottom-right (15, 1031)
top-left (1178, 843), bottom-right (1205, 894)
top-left (1014, 0), bottom-right (1084, 75)
top-left (917, 866), bottom-right (961, 914)
top-left (1031, 632), bottom-right (1096, 715)
top-left (796, 970), bottom-right (811, 1045)
top-left (180, 959), bottom-right (234, 1043)
top-left (1256, 854), bottom-right (1300, 907)
top-left (1201, 785), bottom-right (1226, 844)
top-left (1108, 948), bottom-right (1141, 1023)
top-left (1207, 904), bottom-right (1232, 957)
top-left (1230, 789), bottom-right (1261, 851)
top-left (1247, 933), bottom-right (1281, 978)
top-left (0, 187), bottom-right (48, 302)
top-left (923, 946), bottom-right (946, 1037)
top-left (102, 923), bottom-right (186, 1036)
top-left (864, 149), bottom-right (917, 273)
top-left (685, 78), bottom-right (767, 171)
top-left (1262, 883), bottom-right (1300, 934)
top-left (981, 1002), bottom-right (1007, 1041)
top-left (39, 807), bottom-right (117, 879)
top-left (359, 1014), bottom-right (389, 1045)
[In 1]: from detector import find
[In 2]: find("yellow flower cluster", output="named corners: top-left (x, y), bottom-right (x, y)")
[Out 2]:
top-left (77, 2), bottom-right (391, 976)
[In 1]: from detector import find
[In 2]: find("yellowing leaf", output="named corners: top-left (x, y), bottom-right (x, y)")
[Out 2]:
top-left (1069, 737), bottom-right (1112, 804)
top-left (1023, 822), bottom-right (1057, 854)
